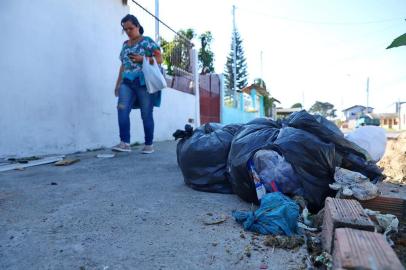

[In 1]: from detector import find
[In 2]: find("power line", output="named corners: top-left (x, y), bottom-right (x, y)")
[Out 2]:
top-left (243, 8), bottom-right (404, 26)
top-left (130, 0), bottom-right (194, 46)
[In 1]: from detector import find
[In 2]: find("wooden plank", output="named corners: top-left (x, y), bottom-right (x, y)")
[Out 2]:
top-left (0, 155), bottom-right (65, 172)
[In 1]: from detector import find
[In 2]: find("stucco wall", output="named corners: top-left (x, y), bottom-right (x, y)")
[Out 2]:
top-left (0, 0), bottom-right (195, 157)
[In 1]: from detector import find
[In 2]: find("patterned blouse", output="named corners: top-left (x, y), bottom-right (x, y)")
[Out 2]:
top-left (119, 36), bottom-right (160, 83)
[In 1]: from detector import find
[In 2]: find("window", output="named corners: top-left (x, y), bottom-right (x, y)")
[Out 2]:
top-left (384, 119), bottom-right (387, 125)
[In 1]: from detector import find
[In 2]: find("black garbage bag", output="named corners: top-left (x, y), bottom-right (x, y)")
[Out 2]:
top-left (269, 127), bottom-right (337, 212)
top-left (286, 110), bottom-right (370, 159)
top-left (228, 122), bottom-right (280, 203)
top-left (246, 117), bottom-right (282, 128)
top-left (176, 123), bottom-right (241, 194)
top-left (286, 110), bottom-right (383, 182)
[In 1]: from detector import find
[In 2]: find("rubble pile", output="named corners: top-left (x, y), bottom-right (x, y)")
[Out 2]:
top-left (379, 132), bottom-right (406, 183)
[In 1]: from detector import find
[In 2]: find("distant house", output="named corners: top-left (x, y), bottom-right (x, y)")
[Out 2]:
top-left (371, 113), bottom-right (399, 130)
top-left (342, 105), bottom-right (374, 121)
top-left (221, 83), bottom-right (266, 124)
top-left (275, 108), bottom-right (301, 119)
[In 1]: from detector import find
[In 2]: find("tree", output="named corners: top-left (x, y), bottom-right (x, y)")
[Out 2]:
top-left (387, 33), bottom-right (406, 49)
top-left (161, 28), bottom-right (195, 75)
top-left (224, 30), bottom-right (248, 96)
top-left (198, 31), bottom-right (215, 74)
top-left (291, 103), bottom-right (303, 109)
top-left (309, 101), bottom-right (336, 118)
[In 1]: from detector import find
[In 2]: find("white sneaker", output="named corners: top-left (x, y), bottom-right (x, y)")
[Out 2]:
top-left (141, 145), bottom-right (154, 154)
top-left (112, 142), bottom-right (131, 152)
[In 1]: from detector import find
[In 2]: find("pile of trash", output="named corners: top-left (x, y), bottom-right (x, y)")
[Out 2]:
top-left (378, 132), bottom-right (406, 183)
top-left (174, 110), bottom-right (384, 213)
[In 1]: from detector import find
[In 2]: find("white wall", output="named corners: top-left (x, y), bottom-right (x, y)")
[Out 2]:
top-left (0, 0), bottom-right (196, 157)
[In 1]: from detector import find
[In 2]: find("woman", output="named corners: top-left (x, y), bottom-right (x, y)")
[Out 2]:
top-left (113, 14), bottom-right (163, 154)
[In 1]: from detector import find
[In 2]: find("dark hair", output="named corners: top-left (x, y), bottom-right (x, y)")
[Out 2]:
top-left (121, 14), bottom-right (144, 35)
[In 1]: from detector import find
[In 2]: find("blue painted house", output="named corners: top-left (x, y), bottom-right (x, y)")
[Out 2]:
top-left (221, 83), bottom-right (266, 124)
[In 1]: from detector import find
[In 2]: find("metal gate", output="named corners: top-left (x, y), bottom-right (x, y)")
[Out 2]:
top-left (199, 74), bottom-right (220, 124)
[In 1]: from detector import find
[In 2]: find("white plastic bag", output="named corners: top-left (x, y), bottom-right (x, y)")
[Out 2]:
top-left (345, 126), bottom-right (387, 162)
top-left (330, 167), bottom-right (379, 200)
top-left (142, 56), bottom-right (167, 94)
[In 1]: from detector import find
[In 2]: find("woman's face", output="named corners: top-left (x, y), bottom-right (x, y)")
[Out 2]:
top-left (123, 21), bottom-right (140, 40)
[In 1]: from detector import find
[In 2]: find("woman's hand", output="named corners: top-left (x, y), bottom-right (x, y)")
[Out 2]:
top-left (128, 53), bottom-right (143, 63)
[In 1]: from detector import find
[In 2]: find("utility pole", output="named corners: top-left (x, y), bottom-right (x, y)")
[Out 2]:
top-left (232, 5), bottom-right (237, 94)
top-left (260, 50), bottom-right (263, 78)
top-left (155, 0), bottom-right (160, 45)
top-left (366, 77), bottom-right (370, 110)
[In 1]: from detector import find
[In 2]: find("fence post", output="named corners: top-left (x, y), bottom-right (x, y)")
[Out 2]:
top-left (219, 74), bottom-right (224, 124)
top-left (192, 48), bottom-right (200, 127)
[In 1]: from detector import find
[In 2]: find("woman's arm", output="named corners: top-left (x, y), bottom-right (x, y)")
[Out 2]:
top-left (114, 65), bottom-right (124, 97)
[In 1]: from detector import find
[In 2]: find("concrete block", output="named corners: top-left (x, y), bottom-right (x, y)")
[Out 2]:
top-left (333, 228), bottom-right (404, 270)
top-left (322, 197), bottom-right (375, 252)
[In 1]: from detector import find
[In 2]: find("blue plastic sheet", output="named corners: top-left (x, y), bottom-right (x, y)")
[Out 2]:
top-left (232, 192), bottom-right (299, 235)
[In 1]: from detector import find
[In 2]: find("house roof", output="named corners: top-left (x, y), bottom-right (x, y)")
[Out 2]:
top-left (241, 84), bottom-right (268, 97)
top-left (342, 105), bottom-right (374, 112)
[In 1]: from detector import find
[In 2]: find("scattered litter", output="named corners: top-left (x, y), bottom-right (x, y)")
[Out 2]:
top-left (7, 156), bottom-right (41, 163)
top-left (0, 155), bottom-right (65, 172)
top-left (96, 154), bottom-right (115, 158)
top-left (364, 208), bottom-right (399, 245)
top-left (313, 251), bottom-right (333, 270)
top-left (232, 192), bottom-right (299, 235)
top-left (54, 159), bottom-right (80, 166)
top-left (330, 167), bottom-right (379, 200)
top-left (305, 235), bottom-right (322, 255)
top-left (263, 235), bottom-right (304, 250)
top-left (297, 222), bottom-right (318, 232)
top-left (244, 245), bottom-right (251, 257)
top-left (259, 263), bottom-right (268, 269)
top-left (203, 214), bottom-right (228, 225)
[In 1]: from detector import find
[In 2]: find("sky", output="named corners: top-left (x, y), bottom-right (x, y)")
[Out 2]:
top-left (129, 0), bottom-right (406, 115)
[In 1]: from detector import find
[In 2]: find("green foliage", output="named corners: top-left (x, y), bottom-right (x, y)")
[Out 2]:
top-left (224, 30), bottom-right (249, 96)
top-left (253, 78), bottom-right (266, 89)
top-left (291, 103), bottom-right (303, 109)
top-left (309, 101), bottom-right (336, 118)
top-left (161, 28), bottom-right (195, 75)
top-left (198, 31), bottom-right (215, 74)
top-left (387, 33), bottom-right (406, 49)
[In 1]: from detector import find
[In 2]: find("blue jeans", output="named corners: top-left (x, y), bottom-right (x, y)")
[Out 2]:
top-left (117, 79), bottom-right (154, 145)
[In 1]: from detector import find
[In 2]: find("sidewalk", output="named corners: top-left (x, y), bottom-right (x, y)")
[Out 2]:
top-left (0, 141), bottom-right (306, 270)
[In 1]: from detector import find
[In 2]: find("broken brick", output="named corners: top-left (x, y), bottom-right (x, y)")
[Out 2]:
top-left (357, 195), bottom-right (406, 222)
top-left (322, 197), bottom-right (375, 253)
top-left (333, 228), bottom-right (404, 270)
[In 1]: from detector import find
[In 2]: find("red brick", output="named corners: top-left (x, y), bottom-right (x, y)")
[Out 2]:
top-left (357, 196), bottom-right (406, 222)
top-left (333, 228), bottom-right (404, 270)
top-left (322, 197), bottom-right (375, 252)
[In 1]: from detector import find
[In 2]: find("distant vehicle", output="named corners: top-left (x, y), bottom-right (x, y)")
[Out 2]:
top-left (356, 115), bottom-right (380, 128)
